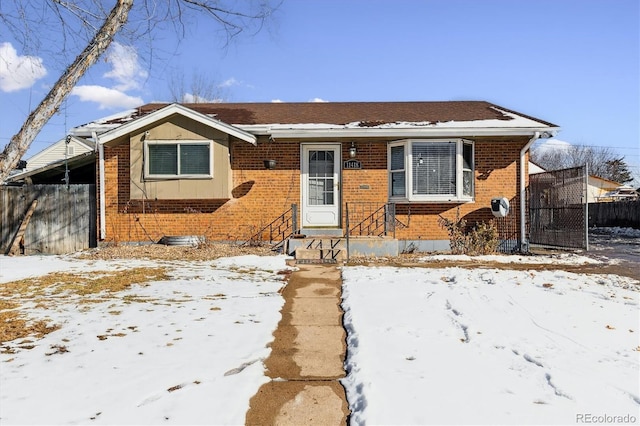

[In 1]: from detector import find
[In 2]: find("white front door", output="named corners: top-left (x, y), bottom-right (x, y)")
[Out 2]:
top-left (301, 144), bottom-right (341, 228)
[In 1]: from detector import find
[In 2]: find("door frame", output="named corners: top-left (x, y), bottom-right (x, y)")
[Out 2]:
top-left (300, 143), bottom-right (341, 228)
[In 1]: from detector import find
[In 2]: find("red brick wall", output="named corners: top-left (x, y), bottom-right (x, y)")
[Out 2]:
top-left (394, 138), bottom-right (527, 240)
top-left (102, 137), bottom-right (301, 244)
top-left (101, 137), bottom-right (528, 244)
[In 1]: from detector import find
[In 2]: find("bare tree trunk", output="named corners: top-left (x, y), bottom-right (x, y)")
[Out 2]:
top-left (0, 0), bottom-right (133, 184)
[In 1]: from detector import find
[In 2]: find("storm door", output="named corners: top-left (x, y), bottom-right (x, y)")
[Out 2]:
top-left (301, 144), bottom-right (341, 227)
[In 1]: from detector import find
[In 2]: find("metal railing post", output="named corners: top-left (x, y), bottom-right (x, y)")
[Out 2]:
top-left (345, 202), bottom-right (350, 262)
top-left (390, 203), bottom-right (396, 238)
top-left (583, 165), bottom-right (589, 251)
top-left (383, 204), bottom-right (388, 235)
top-left (291, 203), bottom-right (298, 234)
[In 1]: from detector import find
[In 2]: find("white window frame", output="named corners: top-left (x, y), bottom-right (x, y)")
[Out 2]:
top-left (387, 139), bottom-right (474, 203)
top-left (144, 140), bottom-right (214, 179)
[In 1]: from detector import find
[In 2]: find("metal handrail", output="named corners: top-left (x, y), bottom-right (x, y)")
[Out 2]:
top-left (347, 202), bottom-right (396, 237)
top-left (345, 202), bottom-right (399, 262)
top-left (243, 204), bottom-right (298, 249)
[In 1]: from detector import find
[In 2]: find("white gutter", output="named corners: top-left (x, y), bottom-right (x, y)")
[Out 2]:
top-left (71, 125), bottom-right (118, 137)
top-left (258, 127), bottom-right (560, 139)
top-left (94, 131), bottom-right (106, 241)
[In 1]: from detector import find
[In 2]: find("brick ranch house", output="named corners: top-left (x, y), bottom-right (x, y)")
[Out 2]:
top-left (70, 101), bottom-right (558, 256)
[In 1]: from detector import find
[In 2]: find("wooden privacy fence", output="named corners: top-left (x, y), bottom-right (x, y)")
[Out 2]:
top-left (0, 184), bottom-right (97, 255)
top-left (589, 200), bottom-right (640, 229)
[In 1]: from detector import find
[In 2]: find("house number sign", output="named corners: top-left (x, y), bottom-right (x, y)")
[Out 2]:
top-left (343, 159), bottom-right (362, 169)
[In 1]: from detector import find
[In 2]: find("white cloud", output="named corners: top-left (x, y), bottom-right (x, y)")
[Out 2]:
top-left (218, 77), bottom-right (239, 88)
top-left (182, 93), bottom-right (222, 103)
top-left (70, 43), bottom-right (146, 109)
top-left (0, 42), bottom-right (47, 92)
top-left (271, 99), bottom-right (283, 103)
top-left (71, 85), bottom-right (143, 109)
top-left (103, 42), bottom-right (148, 91)
top-left (534, 138), bottom-right (572, 156)
top-left (309, 97), bottom-right (328, 103)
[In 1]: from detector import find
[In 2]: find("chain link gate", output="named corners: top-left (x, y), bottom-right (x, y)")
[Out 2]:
top-left (528, 165), bottom-right (588, 250)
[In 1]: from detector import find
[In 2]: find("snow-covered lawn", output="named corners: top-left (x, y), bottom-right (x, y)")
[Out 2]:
top-left (341, 266), bottom-right (640, 425)
top-left (0, 255), bottom-right (291, 425)
top-left (1, 232), bottom-right (639, 425)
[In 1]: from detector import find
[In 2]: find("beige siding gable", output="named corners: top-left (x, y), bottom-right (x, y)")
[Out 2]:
top-left (129, 117), bottom-right (232, 200)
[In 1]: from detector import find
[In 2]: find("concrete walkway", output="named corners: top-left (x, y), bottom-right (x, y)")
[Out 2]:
top-left (245, 264), bottom-right (349, 425)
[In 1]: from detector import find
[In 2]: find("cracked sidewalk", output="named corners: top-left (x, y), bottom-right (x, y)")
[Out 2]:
top-left (245, 264), bottom-right (349, 425)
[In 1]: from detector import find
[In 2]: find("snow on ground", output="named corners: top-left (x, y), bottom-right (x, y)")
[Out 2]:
top-left (0, 254), bottom-right (291, 425)
top-left (591, 226), bottom-right (640, 239)
top-left (419, 253), bottom-right (602, 265)
top-left (341, 265), bottom-right (640, 425)
top-left (2, 233), bottom-right (639, 425)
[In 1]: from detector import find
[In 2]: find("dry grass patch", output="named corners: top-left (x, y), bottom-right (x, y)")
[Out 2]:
top-left (78, 242), bottom-right (273, 261)
top-left (0, 267), bottom-right (170, 346)
top-left (0, 267), bottom-right (170, 298)
top-left (1, 312), bottom-right (60, 347)
top-left (1, 299), bottom-right (60, 345)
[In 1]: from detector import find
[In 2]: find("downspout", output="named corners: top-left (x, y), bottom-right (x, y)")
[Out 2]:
top-left (94, 131), bottom-right (106, 241)
top-left (519, 131), bottom-right (540, 252)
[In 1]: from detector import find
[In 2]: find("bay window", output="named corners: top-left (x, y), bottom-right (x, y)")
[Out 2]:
top-left (390, 145), bottom-right (406, 197)
top-left (145, 140), bottom-right (213, 179)
top-left (388, 139), bottom-right (474, 202)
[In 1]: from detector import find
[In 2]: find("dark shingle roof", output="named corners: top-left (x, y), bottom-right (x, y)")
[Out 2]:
top-left (130, 101), bottom-right (557, 127)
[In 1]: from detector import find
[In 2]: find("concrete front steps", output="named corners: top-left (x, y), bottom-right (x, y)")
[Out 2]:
top-left (293, 237), bottom-right (346, 263)
top-left (287, 231), bottom-right (399, 263)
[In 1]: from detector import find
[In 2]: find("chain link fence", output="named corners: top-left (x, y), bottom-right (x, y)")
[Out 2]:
top-left (528, 166), bottom-right (588, 250)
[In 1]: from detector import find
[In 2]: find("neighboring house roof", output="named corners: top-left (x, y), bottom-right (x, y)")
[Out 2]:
top-left (24, 136), bottom-right (94, 171)
top-left (588, 174), bottom-right (623, 188)
top-left (599, 186), bottom-right (639, 201)
top-left (72, 101), bottom-right (559, 139)
top-left (6, 151), bottom-right (96, 184)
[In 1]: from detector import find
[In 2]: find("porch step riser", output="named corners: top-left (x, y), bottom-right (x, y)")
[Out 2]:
top-left (295, 248), bottom-right (346, 262)
top-left (305, 239), bottom-right (344, 251)
top-left (290, 236), bottom-right (400, 259)
top-left (291, 237), bottom-right (345, 262)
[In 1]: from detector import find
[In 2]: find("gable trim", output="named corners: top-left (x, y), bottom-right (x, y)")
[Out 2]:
top-left (97, 103), bottom-right (257, 146)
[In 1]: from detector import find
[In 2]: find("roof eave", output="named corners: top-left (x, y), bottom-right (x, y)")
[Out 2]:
top-left (259, 127), bottom-right (560, 139)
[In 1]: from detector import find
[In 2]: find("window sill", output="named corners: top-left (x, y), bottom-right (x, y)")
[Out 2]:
top-left (389, 197), bottom-right (475, 204)
top-left (144, 175), bottom-right (214, 180)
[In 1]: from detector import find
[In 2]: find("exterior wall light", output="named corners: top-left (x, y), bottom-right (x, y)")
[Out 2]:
top-left (349, 142), bottom-right (357, 158)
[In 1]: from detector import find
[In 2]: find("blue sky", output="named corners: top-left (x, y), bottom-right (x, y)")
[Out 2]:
top-left (1, 0), bottom-right (638, 182)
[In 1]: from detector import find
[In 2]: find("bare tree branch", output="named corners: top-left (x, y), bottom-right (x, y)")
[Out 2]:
top-left (0, 0), bottom-right (280, 183)
top-left (168, 69), bottom-right (227, 103)
top-left (0, 0), bottom-right (134, 183)
top-left (531, 144), bottom-right (633, 184)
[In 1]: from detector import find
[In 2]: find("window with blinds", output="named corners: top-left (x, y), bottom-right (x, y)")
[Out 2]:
top-left (388, 139), bottom-right (474, 202)
top-left (390, 145), bottom-right (406, 197)
top-left (412, 142), bottom-right (456, 196)
top-left (145, 141), bottom-right (212, 178)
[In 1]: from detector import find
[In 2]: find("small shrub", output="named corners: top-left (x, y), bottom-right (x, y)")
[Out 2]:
top-left (437, 210), bottom-right (467, 255)
top-left (438, 210), bottom-right (499, 255)
top-left (466, 221), bottom-right (499, 255)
